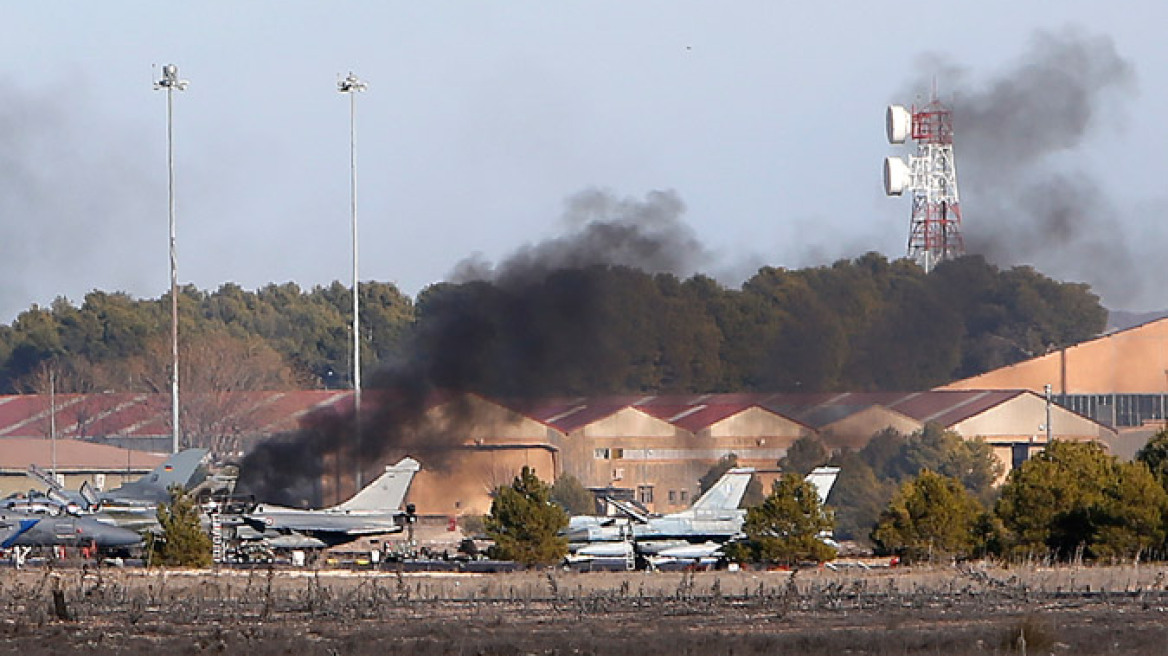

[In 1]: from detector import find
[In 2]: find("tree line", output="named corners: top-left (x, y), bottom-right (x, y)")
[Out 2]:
top-left (0, 253), bottom-right (1106, 398)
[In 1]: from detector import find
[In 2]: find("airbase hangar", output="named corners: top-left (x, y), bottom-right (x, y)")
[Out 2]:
top-left (3, 316), bottom-right (1168, 517)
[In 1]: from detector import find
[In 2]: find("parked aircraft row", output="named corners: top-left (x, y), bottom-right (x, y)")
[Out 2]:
top-left (565, 466), bottom-right (841, 568)
top-left (3, 444), bottom-right (839, 571)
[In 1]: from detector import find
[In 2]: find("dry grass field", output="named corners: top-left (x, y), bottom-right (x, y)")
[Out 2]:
top-left (2, 562), bottom-right (1168, 654)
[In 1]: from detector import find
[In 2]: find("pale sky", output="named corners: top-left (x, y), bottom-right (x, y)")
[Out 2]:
top-left (2, 2), bottom-right (1167, 323)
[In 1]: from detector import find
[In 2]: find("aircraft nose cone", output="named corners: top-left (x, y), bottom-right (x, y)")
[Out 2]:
top-left (100, 526), bottom-right (145, 548)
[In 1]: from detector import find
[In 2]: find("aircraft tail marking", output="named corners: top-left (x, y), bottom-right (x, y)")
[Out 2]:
top-left (134, 448), bottom-right (209, 493)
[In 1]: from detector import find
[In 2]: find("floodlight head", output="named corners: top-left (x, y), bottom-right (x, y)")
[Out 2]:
top-left (154, 63), bottom-right (189, 91)
top-left (338, 72), bottom-right (368, 94)
top-left (883, 156), bottom-right (911, 196)
top-left (886, 105), bottom-right (912, 144)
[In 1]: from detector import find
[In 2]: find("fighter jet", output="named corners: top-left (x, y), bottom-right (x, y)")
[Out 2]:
top-left (565, 465), bottom-right (841, 565)
top-left (24, 448), bottom-right (210, 515)
top-left (0, 509), bottom-right (142, 550)
top-left (241, 457), bottom-right (421, 549)
top-left (565, 466), bottom-right (757, 550)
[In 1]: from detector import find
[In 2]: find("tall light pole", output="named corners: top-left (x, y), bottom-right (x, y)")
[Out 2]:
top-left (338, 72), bottom-right (367, 487)
top-left (155, 64), bottom-right (188, 454)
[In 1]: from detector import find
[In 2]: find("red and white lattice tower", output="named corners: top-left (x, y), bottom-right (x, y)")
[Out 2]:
top-left (883, 95), bottom-right (964, 272)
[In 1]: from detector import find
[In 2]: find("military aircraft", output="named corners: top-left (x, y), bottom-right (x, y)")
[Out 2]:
top-left (240, 457), bottom-right (421, 549)
top-left (565, 466), bottom-right (757, 549)
top-left (9, 448), bottom-right (212, 534)
top-left (25, 448), bottom-right (210, 511)
top-left (565, 465), bottom-right (841, 566)
top-left (0, 509), bottom-right (142, 550)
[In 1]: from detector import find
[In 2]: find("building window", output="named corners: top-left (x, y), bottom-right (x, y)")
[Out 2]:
top-left (594, 448), bottom-right (610, 460)
top-left (668, 490), bottom-right (677, 503)
top-left (638, 485), bottom-right (654, 504)
top-left (680, 490), bottom-right (688, 503)
top-left (612, 468), bottom-right (625, 481)
top-left (611, 448), bottom-right (624, 460)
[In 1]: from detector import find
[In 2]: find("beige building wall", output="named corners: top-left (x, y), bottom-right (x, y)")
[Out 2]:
top-left (942, 319), bottom-right (1168, 395)
top-left (330, 395), bottom-right (565, 516)
top-left (568, 407), bottom-right (684, 498)
top-left (406, 447), bottom-right (558, 517)
top-left (582, 408), bottom-right (681, 438)
top-left (428, 395), bottom-right (557, 445)
top-left (568, 406), bottom-right (809, 513)
top-left (0, 470), bottom-right (151, 499)
top-left (702, 406), bottom-right (810, 440)
top-left (949, 393), bottom-right (1117, 477)
top-left (950, 393), bottom-right (1116, 444)
top-left (819, 406), bottom-right (923, 450)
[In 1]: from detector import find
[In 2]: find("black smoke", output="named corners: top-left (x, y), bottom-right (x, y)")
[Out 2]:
top-left (451, 188), bottom-right (707, 287)
top-left (0, 78), bottom-right (157, 322)
top-left (236, 188), bottom-right (705, 504)
top-left (907, 27), bottom-right (1143, 307)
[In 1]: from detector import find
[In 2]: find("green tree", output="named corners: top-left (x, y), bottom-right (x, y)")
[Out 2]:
top-left (485, 467), bottom-right (569, 566)
top-left (151, 488), bottom-right (212, 568)
top-left (1136, 428), bottom-right (1168, 489)
top-left (824, 450), bottom-right (894, 543)
top-left (871, 470), bottom-right (985, 563)
top-left (996, 440), bottom-right (1168, 561)
top-left (996, 441), bottom-right (1109, 558)
top-left (1090, 461), bottom-right (1168, 562)
top-left (726, 474), bottom-right (837, 565)
top-left (780, 435), bottom-right (831, 477)
top-left (550, 474), bottom-right (596, 515)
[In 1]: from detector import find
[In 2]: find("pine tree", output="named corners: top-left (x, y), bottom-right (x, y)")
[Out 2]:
top-left (485, 467), bottom-right (569, 566)
top-left (550, 474), bottom-right (596, 515)
top-left (726, 475), bottom-right (836, 565)
top-left (152, 487), bottom-right (213, 567)
top-left (871, 469), bottom-right (984, 563)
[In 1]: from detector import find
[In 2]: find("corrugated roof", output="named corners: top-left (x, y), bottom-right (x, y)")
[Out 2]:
top-left (0, 388), bottom-right (1091, 445)
top-left (0, 391), bottom-right (346, 440)
top-left (0, 437), bottom-right (167, 470)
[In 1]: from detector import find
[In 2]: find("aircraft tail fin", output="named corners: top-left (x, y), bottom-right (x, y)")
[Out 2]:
top-left (133, 448), bottom-right (209, 494)
top-left (331, 457), bottom-right (421, 513)
top-left (79, 481), bottom-right (100, 510)
top-left (805, 466), bottom-right (841, 506)
top-left (691, 467), bottom-right (755, 512)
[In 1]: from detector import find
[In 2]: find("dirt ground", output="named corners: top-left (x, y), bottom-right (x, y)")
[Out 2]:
top-left (3, 562), bottom-right (1168, 655)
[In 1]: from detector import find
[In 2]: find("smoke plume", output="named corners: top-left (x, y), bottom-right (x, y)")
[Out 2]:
top-left (237, 188), bottom-right (706, 504)
top-left (451, 188), bottom-right (707, 287)
top-left (0, 78), bottom-right (157, 322)
top-left (908, 28), bottom-right (1144, 306)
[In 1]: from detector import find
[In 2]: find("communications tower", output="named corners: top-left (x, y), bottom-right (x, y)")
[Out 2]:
top-left (882, 94), bottom-right (964, 272)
